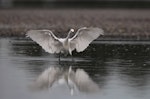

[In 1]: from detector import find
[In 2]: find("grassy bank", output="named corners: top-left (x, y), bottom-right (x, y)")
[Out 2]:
top-left (0, 9), bottom-right (150, 39)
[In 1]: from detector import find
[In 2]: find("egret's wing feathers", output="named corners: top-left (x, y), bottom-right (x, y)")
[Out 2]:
top-left (27, 30), bottom-right (62, 53)
top-left (70, 27), bottom-right (104, 52)
top-left (74, 69), bottom-right (100, 93)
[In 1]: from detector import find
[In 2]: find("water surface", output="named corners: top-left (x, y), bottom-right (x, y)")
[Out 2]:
top-left (0, 37), bottom-right (150, 99)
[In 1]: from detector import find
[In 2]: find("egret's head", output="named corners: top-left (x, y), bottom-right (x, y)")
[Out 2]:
top-left (67, 29), bottom-right (74, 38)
top-left (70, 29), bottom-right (74, 32)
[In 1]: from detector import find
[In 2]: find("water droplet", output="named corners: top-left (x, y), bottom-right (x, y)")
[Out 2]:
top-left (143, 63), bottom-right (147, 66)
top-left (134, 53), bottom-right (137, 55)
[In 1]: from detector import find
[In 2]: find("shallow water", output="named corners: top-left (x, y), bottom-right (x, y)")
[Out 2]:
top-left (0, 37), bottom-right (150, 99)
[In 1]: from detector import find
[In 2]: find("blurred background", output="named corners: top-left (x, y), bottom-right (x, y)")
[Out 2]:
top-left (0, 0), bottom-right (150, 37)
top-left (0, 0), bottom-right (150, 8)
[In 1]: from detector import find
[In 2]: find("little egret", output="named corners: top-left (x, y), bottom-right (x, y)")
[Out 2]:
top-left (26, 27), bottom-right (104, 62)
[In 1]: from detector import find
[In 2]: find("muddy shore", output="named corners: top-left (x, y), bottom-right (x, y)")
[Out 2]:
top-left (0, 9), bottom-right (150, 40)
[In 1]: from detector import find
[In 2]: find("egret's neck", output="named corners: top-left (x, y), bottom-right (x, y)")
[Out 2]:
top-left (66, 30), bottom-right (72, 39)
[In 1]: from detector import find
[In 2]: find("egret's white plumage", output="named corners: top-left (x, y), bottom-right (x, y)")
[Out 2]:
top-left (30, 66), bottom-right (100, 94)
top-left (26, 27), bottom-right (104, 55)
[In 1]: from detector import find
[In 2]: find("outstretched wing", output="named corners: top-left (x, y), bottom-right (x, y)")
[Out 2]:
top-left (26, 30), bottom-right (62, 53)
top-left (69, 27), bottom-right (104, 52)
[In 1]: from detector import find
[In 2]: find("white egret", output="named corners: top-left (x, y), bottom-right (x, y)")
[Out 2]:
top-left (26, 27), bottom-right (104, 62)
top-left (30, 66), bottom-right (100, 95)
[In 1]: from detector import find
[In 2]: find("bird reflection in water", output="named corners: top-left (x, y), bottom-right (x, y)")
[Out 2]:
top-left (30, 66), bottom-right (100, 95)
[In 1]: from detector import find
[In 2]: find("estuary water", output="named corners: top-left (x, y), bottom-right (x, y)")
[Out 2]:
top-left (0, 37), bottom-right (150, 99)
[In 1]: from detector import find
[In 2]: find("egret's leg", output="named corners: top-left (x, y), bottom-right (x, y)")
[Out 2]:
top-left (59, 53), bottom-right (61, 65)
top-left (71, 54), bottom-right (75, 65)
